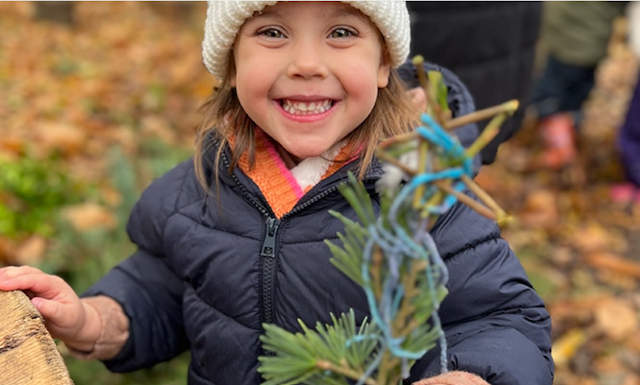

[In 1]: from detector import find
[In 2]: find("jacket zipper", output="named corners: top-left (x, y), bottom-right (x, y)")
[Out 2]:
top-left (220, 150), bottom-right (282, 331)
top-left (260, 216), bottom-right (279, 327)
top-left (282, 184), bottom-right (341, 219)
top-left (282, 173), bottom-right (380, 219)
top-left (219, 148), bottom-right (373, 332)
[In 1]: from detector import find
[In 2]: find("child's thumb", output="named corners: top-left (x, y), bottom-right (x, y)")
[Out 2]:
top-left (31, 297), bottom-right (61, 320)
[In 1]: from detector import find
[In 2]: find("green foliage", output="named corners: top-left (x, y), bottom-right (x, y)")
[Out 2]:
top-left (324, 174), bottom-right (375, 286)
top-left (0, 154), bottom-right (85, 238)
top-left (324, 214), bottom-right (367, 286)
top-left (0, 144), bottom-right (192, 385)
top-left (139, 137), bottom-right (192, 183)
top-left (259, 310), bottom-right (379, 385)
top-left (64, 351), bottom-right (191, 385)
top-left (329, 175), bottom-right (448, 352)
top-left (40, 143), bottom-right (192, 385)
top-left (43, 147), bottom-right (140, 290)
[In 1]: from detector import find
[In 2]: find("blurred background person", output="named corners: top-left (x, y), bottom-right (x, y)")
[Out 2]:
top-left (528, 1), bottom-right (627, 170)
top-left (406, 2), bottom-right (543, 166)
top-left (611, 1), bottom-right (640, 207)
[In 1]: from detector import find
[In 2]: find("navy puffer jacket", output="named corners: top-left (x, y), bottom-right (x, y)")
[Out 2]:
top-left (84, 68), bottom-right (553, 385)
top-left (407, 2), bottom-right (542, 165)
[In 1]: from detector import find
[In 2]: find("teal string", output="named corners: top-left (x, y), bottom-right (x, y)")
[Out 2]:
top-left (352, 110), bottom-right (486, 382)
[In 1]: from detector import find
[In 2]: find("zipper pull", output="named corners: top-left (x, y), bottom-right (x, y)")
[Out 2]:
top-left (260, 217), bottom-right (279, 257)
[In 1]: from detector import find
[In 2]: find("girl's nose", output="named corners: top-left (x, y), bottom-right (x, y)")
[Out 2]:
top-left (286, 41), bottom-right (329, 80)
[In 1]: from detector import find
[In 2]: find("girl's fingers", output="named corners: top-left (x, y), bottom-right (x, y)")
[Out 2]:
top-left (1, 266), bottom-right (83, 340)
top-left (0, 265), bottom-right (44, 278)
top-left (0, 269), bottom-right (71, 301)
top-left (32, 295), bottom-right (83, 339)
top-left (0, 272), bottom-right (51, 293)
top-left (31, 297), bottom-right (62, 321)
top-left (407, 87), bottom-right (428, 112)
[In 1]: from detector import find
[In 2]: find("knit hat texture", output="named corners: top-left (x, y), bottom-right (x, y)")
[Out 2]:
top-left (202, 1), bottom-right (410, 80)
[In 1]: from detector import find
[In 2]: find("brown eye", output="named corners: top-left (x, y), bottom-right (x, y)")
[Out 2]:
top-left (330, 28), bottom-right (355, 39)
top-left (260, 28), bottom-right (284, 38)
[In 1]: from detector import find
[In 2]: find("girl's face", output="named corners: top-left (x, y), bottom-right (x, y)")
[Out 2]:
top-left (231, 2), bottom-right (390, 164)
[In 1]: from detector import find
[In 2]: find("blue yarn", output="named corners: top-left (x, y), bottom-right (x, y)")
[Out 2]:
top-left (350, 108), bottom-right (490, 382)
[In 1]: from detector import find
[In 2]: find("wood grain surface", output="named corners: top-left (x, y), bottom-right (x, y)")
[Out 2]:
top-left (0, 290), bottom-right (73, 385)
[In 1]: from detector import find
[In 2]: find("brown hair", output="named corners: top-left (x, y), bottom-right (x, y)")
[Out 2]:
top-left (194, 54), bottom-right (420, 191)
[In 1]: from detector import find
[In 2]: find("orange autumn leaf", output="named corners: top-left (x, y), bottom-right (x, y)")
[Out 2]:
top-left (33, 122), bottom-right (86, 157)
top-left (593, 298), bottom-right (638, 342)
top-left (61, 203), bottom-right (117, 232)
top-left (518, 189), bottom-right (559, 227)
top-left (12, 235), bottom-right (47, 266)
top-left (584, 252), bottom-right (640, 279)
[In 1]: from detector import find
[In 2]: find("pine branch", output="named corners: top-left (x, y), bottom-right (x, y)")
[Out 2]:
top-left (258, 311), bottom-right (381, 385)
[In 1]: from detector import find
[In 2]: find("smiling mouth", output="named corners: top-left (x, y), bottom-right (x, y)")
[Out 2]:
top-left (281, 99), bottom-right (334, 115)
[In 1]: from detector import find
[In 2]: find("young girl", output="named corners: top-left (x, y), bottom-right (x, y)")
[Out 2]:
top-left (0, 2), bottom-right (553, 385)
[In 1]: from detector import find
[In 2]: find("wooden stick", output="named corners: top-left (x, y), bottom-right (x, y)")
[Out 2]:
top-left (444, 100), bottom-right (519, 130)
top-left (433, 180), bottom-right (496, 220)
top-left (460, 175), bottom-right (509, 222)
top-left (0, 290), bottom-right (74, 385)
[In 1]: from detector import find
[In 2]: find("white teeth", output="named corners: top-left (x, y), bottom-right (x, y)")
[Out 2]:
top-left (282, 99), bottom-right (332, 115)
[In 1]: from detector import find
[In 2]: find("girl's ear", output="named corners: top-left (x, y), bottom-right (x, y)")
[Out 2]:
top-left (377, 51), bottom-right (391, 88)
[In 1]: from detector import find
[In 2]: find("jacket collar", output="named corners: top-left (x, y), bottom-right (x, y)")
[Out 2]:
top-left (202, 130), bottom-right (383, 218)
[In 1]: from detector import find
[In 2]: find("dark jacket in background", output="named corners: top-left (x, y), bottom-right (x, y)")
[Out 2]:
top-left (619, 70), bottom-right (640, 187)
top-left (543, 1), bottom-right (627, 67)
top-left (83, 67), bottom-right (553, 385)
top-left (407, 2), bottom-right (543, 164)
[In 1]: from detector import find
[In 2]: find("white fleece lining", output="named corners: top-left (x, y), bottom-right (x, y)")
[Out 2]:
top-left (290, 139), bottom-right (348, 190)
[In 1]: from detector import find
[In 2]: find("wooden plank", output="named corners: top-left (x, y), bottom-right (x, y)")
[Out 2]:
top-left (0, 290), bottom-right (74, 385)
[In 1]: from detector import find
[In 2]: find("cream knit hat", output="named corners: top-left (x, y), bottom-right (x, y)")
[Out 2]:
top-left (202, 1), bottom-right (410, 81)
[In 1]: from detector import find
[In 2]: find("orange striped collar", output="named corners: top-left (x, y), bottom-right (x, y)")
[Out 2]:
top-left (230, 128), bottom-right (359, 218)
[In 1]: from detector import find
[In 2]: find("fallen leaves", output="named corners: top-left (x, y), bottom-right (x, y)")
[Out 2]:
top-left (0, 2), bottom-right (210, 181)
top-left (0, 235), bottom-right (48, 266)
top-left (552, 328), bottom-right (587, 367)
top-left (33, 122), bottom-right (87, 157)
top-left (585, 252), bottom-right (640, 279)
top-left (518, 189), bottom-right (560, 228)
top-left (0, 3), bottom-right (207, 267)
top-left (476, 18), bottom-right (640, 383)
top-left (594, 298), bottom-right (638, 342)
top-left (12, 235), bottom-right (47, 266)
top-left (61, 203), bottom-right (117, 233)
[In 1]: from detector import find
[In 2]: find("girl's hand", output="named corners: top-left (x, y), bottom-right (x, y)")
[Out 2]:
top-left (413, 371), bottom-right (490, 385)
top-left (407, 86), bottom-right (428, 113)
top-left (0, 266), bottom-right (101, 351)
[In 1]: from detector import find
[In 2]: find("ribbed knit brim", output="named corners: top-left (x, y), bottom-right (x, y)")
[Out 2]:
top-left (202, 1), bottom-right (410, 81)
